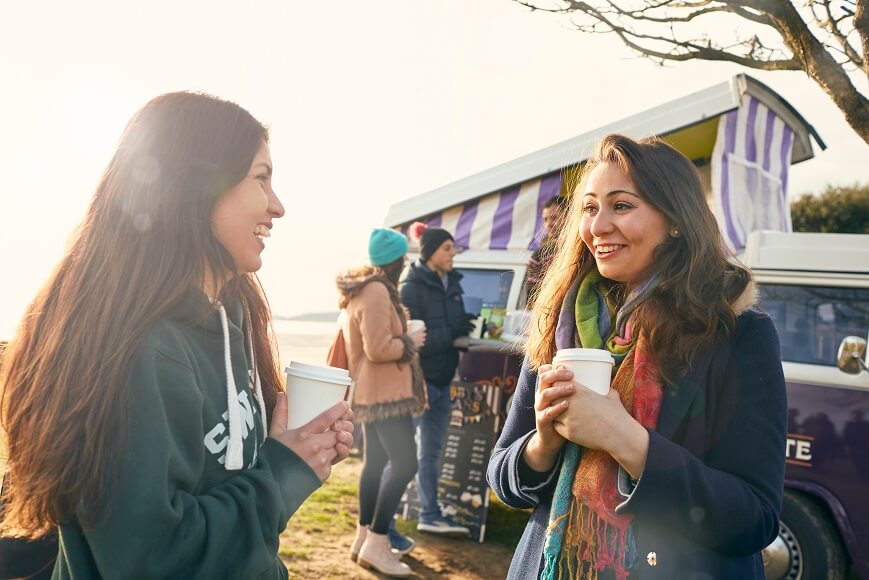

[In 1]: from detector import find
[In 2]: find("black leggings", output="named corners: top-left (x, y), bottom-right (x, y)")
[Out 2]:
top-left (358, 414), bottom-right (418, 534)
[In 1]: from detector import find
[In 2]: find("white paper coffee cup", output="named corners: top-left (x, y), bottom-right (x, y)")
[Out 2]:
top-left (408, 319), bottom-right (426, 334)
top-left (471, 317), bottom-right (484, 339)
top-left (285, 361), bottom-right (352, 429)
top-left (552, 348), bottom-right (614, 395)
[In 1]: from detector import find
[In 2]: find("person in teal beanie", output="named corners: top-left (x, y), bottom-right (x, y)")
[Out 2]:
top-left (338, 227), bottom-right (426, 576)
top-left (369, 227), bottom-right (409, 267)
top-left (0, 92), bottom-right (354, 579)
top-left (367, 228), bottom-right (425, 555)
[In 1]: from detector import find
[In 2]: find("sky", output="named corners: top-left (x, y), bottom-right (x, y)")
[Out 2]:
top-left (1, 0), bottom-right (867, 339)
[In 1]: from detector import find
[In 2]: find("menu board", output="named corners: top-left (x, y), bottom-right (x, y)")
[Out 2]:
top-left (401, 379), bottom-right (502, 543)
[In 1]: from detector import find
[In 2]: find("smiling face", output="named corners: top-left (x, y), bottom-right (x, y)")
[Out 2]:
top-left (211, 140), bottom-right (285, 275)
top-left (579, 162), bottom-right (670, 290)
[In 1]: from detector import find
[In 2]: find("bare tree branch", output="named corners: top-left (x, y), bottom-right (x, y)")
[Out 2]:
top-left (514, 0), bottom-right (573, 14)
top-left (856, 0), bottom-right (869, 78)
top-left (820, 0), bottom-right (864, 66)
top-left (806, 0), bottom-right (862, 67)
top-left (563, 1), bottom-right (800, 68)
top-left (583, 0), bottom-right (771, 27)
top-left (511, 0), bottom-right (869, 142)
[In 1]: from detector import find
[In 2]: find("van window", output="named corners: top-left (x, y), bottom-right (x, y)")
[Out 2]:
top-left (455, 268), bottom-right (515, 309)
top-left (758, 284), bottom-right (869, 365)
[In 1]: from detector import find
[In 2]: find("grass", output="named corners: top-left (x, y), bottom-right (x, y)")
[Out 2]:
top-left (277, 546), bottom-right (310, 559)
top-left (485, 491), bottom-right (531, 546)
top-left (284, 461), bottom-right (358, 536)
top-left (377, 482), bottom-right (529, 548)
top-left (280, 457), bottom-right (526, 578)
top-left (286, 457), bottom-right (528, 544)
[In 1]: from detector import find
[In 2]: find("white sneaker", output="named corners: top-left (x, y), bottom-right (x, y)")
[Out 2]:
top-left (416, 515), bottom-right (470, 536)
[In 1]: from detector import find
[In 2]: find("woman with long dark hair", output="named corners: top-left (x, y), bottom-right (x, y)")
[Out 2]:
top-left (337, 228), bottom-right (427, 577)
top-left (0, 92), bottom-right (353, 578)
top-left (488, 134), bottom-right (787, 579)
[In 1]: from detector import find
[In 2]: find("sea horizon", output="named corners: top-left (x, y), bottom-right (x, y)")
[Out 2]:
top-left (274, 318), bottom-right (335, 370)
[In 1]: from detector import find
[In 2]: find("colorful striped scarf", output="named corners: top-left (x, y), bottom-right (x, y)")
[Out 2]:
top-left (542, 268), bottom-right (664, 580)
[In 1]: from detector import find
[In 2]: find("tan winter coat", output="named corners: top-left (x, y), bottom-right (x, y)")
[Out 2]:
top-left (337, 268), bottom-right (426, 423)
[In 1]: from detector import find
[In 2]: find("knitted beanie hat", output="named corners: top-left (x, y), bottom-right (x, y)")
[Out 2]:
top-left (368, 228), bottom-right (408, 266)
top-left (420, 227), bottom-right (455, 262)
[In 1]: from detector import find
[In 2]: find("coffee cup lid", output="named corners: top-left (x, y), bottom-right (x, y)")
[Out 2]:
top-left (553, 348), bottom-right (614, 365)
top-left (285, 361), bottom-right (352, 385)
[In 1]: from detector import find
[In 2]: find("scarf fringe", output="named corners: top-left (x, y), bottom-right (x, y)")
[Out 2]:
top-left (548, 503), bottom-right (629, 580)
top-left (543, 265), bottom-right (663, 580)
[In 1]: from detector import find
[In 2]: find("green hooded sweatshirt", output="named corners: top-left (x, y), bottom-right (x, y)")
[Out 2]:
top-left (52, 292), bottom-right (321, 579)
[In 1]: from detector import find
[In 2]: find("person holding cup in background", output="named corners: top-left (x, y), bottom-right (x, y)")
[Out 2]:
top-left (337, 228), bottom-right (427, 577)
top-left (487, 134), bottom-right (787, 579)
top-left (400, 225), bottom-right (474, 537)
top-left (0, 93), bottom-right (354, 578)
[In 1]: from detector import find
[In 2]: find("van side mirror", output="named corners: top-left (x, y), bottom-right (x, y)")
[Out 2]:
top-left (837, 336), bottom-right (868, 375)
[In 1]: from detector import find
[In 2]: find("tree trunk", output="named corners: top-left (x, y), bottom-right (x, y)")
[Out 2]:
top-left (770, 2), bottom-right (869, 144)
top-left (856, 0), bottom-right (868, 81)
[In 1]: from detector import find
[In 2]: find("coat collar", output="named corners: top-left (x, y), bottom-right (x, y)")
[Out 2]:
top-left (403, 260), bottom-right (463, 291)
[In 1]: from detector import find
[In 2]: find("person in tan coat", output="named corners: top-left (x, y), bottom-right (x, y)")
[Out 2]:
top-left (337, 228), bottom-right (427, 578)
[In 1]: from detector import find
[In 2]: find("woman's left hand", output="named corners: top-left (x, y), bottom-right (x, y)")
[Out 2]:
top-left (552, 383), bottom-right (629, 452)
top-left (330, 410), bottom-right (355, 465)
top-left (553, 369), bottom-right (650, 479)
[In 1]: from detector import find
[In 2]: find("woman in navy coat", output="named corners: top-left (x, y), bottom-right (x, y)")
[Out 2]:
top-left (487, 134), bottom-right (786, 579)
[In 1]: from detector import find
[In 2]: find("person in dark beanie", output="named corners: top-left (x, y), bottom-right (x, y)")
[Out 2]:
top-left (525, 195), bottom-right (568, 308)
top-left (400, 225), bottom-right (472, 536)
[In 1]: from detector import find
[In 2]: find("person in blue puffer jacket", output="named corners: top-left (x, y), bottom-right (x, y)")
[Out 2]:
top-left (399, 226), bottom-right (473, 536)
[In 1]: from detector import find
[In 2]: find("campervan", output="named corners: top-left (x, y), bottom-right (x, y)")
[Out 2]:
top-left (385, 75), bottom-right (868, 578)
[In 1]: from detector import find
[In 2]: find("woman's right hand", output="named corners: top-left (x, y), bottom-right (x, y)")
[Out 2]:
top-left (409, 328), bottom-right (426, 349)
top-left (269, 394), bottom-right (354, 482)
top-left (522, 364), bottom-right (575, 472)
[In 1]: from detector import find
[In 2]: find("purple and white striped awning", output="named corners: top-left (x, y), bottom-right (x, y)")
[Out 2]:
top-left (400, 171), bottom-right (563, 252)
top-left (711, 94), bottom-right (795, 253)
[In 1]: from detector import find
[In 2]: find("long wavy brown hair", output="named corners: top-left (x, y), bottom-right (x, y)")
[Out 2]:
top-left (526, 134), bottom-right (751, 383)
top-left (0, 92), bottom-right (283, 537)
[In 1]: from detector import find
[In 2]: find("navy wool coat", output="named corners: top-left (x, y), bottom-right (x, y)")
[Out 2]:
top-left (487, 310), bottom-right (787, 579)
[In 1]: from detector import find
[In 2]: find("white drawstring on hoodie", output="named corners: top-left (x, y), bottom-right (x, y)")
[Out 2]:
top-left (217, 302), bottom-right (269, 471)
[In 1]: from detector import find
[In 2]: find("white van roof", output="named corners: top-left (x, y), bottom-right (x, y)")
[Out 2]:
top-left (743, 231), bottom-right (869, 274)
top-left (385, 74), bottom-right (824, 228)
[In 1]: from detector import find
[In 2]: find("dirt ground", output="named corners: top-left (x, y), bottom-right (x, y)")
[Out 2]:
top-left (279, 458), bottom-right (518, 579)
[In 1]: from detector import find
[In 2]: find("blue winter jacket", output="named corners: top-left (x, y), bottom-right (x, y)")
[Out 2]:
top-left (399, 261), bottom-right (467, 387)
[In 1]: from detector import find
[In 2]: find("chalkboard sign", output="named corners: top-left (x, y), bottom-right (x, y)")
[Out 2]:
top-left (401, 379), bottom-right (502, 543)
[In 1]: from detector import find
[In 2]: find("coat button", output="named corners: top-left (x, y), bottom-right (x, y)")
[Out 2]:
top-left (646, 551), bottom-right (657, 567)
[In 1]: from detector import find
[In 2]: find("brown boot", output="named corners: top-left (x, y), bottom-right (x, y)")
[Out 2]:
top-left (350, 523), bottom-right (368, 562)
top-left (357, 531), bottom-right (412, 577)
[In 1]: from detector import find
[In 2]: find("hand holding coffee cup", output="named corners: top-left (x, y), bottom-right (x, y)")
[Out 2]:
top-left (550, 350), bottom-right (613, 441)
top-left (552, 348), bottom-right (614, 395)
top-left (546, 349), bottom-right (636, 451)
top-left (408, 319), bottom-right (427, 348)
top-left (533, 364), bottom-right (573, 447)
top-left (269, 395), bottom-right (354, 483)
top-left (284, 361), bottom-right (352, 429)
